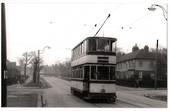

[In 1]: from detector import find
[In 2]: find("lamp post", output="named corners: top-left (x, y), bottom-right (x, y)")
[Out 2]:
top-left (37, 46), bottom-right (51, 84)
top-left (148, 4), bottom-right (168, 89)
top-left (148, 4), bottom-right (168, 21)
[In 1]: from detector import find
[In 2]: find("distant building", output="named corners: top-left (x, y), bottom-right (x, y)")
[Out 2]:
top-left (7, 60), bottom-right (17, 69)
top-left (116, 45), bottom-right (157, 87)
top-left (6, 60), bottom-right (21, 85)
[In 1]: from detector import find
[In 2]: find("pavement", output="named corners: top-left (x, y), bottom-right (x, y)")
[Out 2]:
top-left (7, 76), bottom-right (44, 107)
top-left (115, 85), bottom-right (167, 107)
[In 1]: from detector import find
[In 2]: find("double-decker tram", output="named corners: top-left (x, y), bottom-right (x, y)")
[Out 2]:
top-left (70, 36), bottom-right (117, 102)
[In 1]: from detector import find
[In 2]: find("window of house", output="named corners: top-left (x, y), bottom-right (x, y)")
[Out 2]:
top-left (150, 61), bottom-right (154, 68)
top-left (150, 73), bottom-right (155, 79)
top-left (129, 61), bottom-right (131, 68)
top-left (139, 72), bottom-right (143, 79)
top-left (139, 60), bottom-right (143, 67)
top-left (126, 62), bottom-right (128, 68)
top-left (119, 63), bottom-right (121, 69)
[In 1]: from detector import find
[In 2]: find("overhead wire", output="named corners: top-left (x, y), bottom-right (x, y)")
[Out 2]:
top-left (82, 4), bottom-right (124, 37)
top-left (113, 12), bottom-right (153, 35)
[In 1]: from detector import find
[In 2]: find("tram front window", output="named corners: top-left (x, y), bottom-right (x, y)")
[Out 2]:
top-left (97, 39), bottom-right (110, 52)
top-left (88, 38), bottom-right (115, 52)
top-left (97, 66), bottom-right (109, 80)
top-left (91, 66), bottom-right (115, 80)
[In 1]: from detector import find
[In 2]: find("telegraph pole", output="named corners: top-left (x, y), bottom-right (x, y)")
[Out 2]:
top-left (1, 3), bottom-right (7, 107)
top-left (24, 52), bottom-right (28, 80)
top-left (37, 50), bottom-right (40, 84)
top-left (148, 4), bottom-right (167, 89)
top-left (154, 39), bottom-right (158, 89)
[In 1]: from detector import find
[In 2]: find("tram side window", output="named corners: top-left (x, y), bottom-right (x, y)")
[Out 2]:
top-left (80, 43), bottom-right (83, 54)
top-left (84, 66), bottom-right (89, 80)
top-left (112, 42), bottom-right (116, 52)
top-left (89, 39), bottom-right (96, 52)
top-left (72, 70), bottom-right (74, 78)
top-left (80, 68), bottom-right (83, 78)
top-left (82, 40), bottom-right (87, 54)
top-left (76, 70), bottom-right (78, 78)
top-left (71, 70), bottom-right (73, 78)
top-left (110, 66), bottom-right (115, 80)
top-left (91, 66), bottom-right (97, 79)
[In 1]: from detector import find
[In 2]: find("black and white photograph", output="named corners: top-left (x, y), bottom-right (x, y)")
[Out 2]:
top-left (1, 0), bottom-right (168, 110)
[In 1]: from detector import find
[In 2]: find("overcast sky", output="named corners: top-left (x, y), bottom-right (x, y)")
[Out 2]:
top-left (4, 0), bottom-right (168, 65)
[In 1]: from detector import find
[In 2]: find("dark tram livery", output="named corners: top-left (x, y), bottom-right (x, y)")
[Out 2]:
top-left (70, 37), bottom-right (117, 102)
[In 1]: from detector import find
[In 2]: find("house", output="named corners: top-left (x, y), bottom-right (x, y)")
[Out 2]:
top-left (116, 45), bottom-right (157, 87)
top-left (6, 60), bottom-right (21, 85)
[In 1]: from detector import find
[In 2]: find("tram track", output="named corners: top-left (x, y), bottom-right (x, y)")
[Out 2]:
top-left (41, 76), bottom-right (167, 108)
top-left (41, 76), bottom-right (140, 107)
top-left (116, 99), bottom-right (143, 108)
top-left (88, 99), bottom-right (142, 108)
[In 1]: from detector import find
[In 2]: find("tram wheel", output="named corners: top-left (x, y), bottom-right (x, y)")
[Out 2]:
top-left (108, 98), bottom-right (116, 103)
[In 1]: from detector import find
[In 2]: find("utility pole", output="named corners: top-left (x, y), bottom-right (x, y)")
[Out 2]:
top-left (148, 4), bottom-right (167, 89)
top-left (1, 3), bottom-right (7, 107)
top-left (24, 52), bottom-right (28, 80)
top-left (37, 50), bottom-right (40, 84)
top-left (36, 46), bottom-right (50, 84)
top-left (154, 39), bottom-right (158, 89)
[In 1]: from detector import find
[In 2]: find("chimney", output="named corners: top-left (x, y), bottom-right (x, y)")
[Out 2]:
top-left (144, 45), bottom-right (149, 52)
top-left (132, 44), bottom-right (139, 52)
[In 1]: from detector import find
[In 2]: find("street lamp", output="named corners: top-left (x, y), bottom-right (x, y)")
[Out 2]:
top-left (37, 46), bottom-right (51, 84)
top-left (148, 4), bottom-right (168, 89)
top-left (42, 46), bottom-right (51, 53)
top-left (148, 4), bottom-right (168, 21)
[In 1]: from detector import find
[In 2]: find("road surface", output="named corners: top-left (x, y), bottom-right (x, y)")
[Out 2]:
top-left (42, 76), bottom-right (167, 108)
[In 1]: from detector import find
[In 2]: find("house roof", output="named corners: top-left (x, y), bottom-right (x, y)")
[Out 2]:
top-left (117, 49), bottom-right (155, 63)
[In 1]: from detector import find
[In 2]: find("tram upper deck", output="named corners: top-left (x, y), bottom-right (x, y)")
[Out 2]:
top-left (71, 37), bottom-right (117, 67)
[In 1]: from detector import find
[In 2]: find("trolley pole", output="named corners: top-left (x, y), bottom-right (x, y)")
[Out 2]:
top-left (93, 14), bottom-right (111, 37)
top-left (154, 39), bottom-right (158, 90)
top-left (1, 3), bottom-right (7, 107)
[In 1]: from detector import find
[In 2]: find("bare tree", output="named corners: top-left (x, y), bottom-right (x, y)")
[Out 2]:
top-left (18, 52), bottom-right (34, 81)
top-left (30, 57), bottom-right (38, 83)
top-left (29, 52), bottom-right (44, 83)
top-left (116, 47), bottom-right (125, 58)
top-left (51, 60), bottom-right (71, 79)
top-left (150, 48), bottom-right (167, 80)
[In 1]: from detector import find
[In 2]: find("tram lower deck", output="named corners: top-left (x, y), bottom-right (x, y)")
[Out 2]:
top-left (70, 64), bottom-right (117, 102)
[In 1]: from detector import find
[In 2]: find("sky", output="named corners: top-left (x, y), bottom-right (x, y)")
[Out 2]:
top-left (3, 0), bottom-right (168, 65)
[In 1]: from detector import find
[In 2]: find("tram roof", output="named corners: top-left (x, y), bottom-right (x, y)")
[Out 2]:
top-left (72, 36), bottom-right (117, 51)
